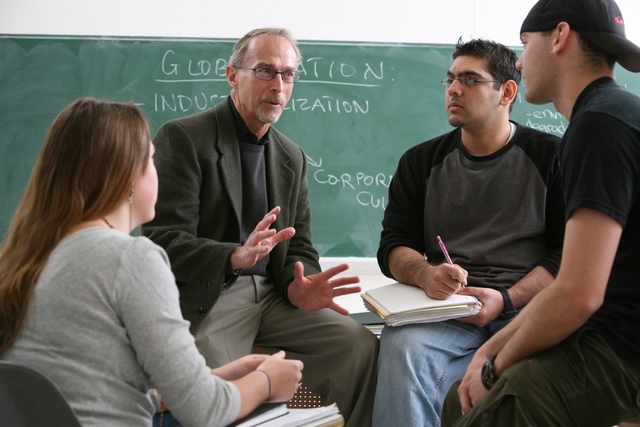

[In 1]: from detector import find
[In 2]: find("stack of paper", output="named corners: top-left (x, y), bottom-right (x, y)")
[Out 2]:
top-left (229, 403), bottom-right (288, 427)
top-left (229, 402), bottom-right (342, 427)
top-left (272, 404), bottom-right (342, 427)
top-left (361, 282), bottom-right (483, 326)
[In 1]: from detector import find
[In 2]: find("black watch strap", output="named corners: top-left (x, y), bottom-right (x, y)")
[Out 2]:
top-left (498, 288), bottom-right (517, 319)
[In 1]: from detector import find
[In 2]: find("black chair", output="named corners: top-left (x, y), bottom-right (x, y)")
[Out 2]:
top-left (0, 360), bottom-right (82, 427)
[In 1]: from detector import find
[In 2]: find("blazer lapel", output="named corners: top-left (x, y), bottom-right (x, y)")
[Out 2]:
top-left (215, 101), bottom-right (243, 225)
top-left (266, 136), bottom-right (294, 233)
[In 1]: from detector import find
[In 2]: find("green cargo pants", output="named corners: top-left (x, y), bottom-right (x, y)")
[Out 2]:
top-left (442, 327), bottom-right (640, 427)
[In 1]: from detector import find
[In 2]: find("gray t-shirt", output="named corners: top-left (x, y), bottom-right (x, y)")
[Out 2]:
top-left (1, 227), bottom-right (240, 426)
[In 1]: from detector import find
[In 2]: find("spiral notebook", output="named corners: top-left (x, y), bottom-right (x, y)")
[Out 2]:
top-left (361, 282), bottom-right (483, 326)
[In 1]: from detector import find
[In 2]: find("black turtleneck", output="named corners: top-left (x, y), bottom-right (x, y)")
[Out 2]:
top-left (230, 98), bottom-right (270, 276)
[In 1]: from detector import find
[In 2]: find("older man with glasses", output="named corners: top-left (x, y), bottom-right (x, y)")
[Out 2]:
top-left (143, 27), bottom-right (378, 427)
top-left (372, 38), bottom-right (566, 427)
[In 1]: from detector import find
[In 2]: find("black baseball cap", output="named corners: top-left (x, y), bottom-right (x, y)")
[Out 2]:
top-left (521, 0), bottom-right (640, 72)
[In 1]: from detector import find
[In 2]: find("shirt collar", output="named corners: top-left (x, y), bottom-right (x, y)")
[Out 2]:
top-left (229, 97), bottom-right (270, 146)
top-left (571, 76), bottom-right (616, 119)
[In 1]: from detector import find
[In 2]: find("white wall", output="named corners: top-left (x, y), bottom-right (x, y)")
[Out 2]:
top-left (1, 0), bottom-right (639, 47)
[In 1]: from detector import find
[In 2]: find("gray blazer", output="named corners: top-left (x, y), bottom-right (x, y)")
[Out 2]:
top-left (142, 97), bottom-right (321, 332)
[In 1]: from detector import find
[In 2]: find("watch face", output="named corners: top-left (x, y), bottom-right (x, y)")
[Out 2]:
top-left (481, 357), bottom-right (497, 389)
top-left (482, 360), bottom-right (491, 379)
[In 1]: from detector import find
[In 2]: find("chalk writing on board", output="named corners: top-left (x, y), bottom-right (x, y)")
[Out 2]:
top-left (158, 50), bottom-right (387, 86)
top-left (300, 57), bottom-right (385, 85)
top-left (524, 118), bottom-right (567, 135)
top-left (152, 92), bottom-right (371, 115)
top-left (515, 93), bottom-right (568, 136)
top-left (154, 93), bottom-right (228, 112)
top-left (307, 155), bottom-right (392, 211)
top-left (160, 50), bottom-right (227, 78)
top-left (523, 108), bottom-right (567, 135)
top-left (287, 97), bottom-right (369, 114)
top-left (155, 50), bottom-right (383, 114)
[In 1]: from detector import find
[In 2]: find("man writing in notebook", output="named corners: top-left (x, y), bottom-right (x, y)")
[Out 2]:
top-left (142, 28), bottom-right (378, 426)
top-left (372, 38), bottom-right (565, 427)
top-left (442, 0), bottom-right (640, 425)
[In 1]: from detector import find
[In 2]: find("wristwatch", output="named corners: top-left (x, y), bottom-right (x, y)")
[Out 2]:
top-left (481, 355), bottom-right (498, 390)
top-left (498, 288), bottom-right (517, 319)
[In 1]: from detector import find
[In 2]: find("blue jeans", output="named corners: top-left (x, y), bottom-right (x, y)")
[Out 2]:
top-left (153, 411), bottom-right (181, 427)
top-left (372, 318), bottom-right (513, 427)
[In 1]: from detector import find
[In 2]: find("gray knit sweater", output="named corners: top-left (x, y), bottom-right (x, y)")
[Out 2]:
top-left (1, 227), bottom-right (240, 426)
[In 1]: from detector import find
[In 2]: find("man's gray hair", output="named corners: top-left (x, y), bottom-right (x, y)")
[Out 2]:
top-left (229, 28), bottom-right (302, 67)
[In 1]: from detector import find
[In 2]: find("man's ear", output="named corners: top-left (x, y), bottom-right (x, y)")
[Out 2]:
top-left (226, 65), bottom-right (237, 88)
top-left (550, 21), bottom-right (572, 55)
top-left (500, 79), bottom-right (518, 107)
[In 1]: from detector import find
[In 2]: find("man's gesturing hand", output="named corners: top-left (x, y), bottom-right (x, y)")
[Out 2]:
top-left (230, 206), bottom-right (295, 270)
top-left (287, 262), bottom-right (362, 315)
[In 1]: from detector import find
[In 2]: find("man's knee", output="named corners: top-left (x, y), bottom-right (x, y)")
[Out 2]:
top-left (378, 324), bottom-right (424, 361)
top-left (334, 316), bottom-right (380, 357)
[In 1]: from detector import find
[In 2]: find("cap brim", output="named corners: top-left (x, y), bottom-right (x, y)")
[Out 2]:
top-left (617, 54), bottom-right (640, 73)
top-left (581, 31), bottom-right (640, 72)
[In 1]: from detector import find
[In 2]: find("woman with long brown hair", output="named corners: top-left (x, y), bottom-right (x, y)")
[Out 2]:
top-left (0, 97), bottom-right (302, 426)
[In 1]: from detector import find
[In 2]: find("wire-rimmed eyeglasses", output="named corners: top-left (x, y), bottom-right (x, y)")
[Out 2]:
top-left (440, 76), bottom-right (502, 87)
top-left (236, 66), bottom-right (302, 83)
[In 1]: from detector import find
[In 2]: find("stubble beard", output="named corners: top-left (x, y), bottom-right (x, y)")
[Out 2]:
top-left (448, 114), bottom-right (465, 128)
top-left (258, 107), bottom-right (283, 124)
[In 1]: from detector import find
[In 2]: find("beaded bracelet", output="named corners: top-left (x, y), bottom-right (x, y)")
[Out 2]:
top-left (255, 369), bottom-right (272, 400)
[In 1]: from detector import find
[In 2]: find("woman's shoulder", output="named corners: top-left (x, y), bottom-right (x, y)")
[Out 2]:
top-left (60, 227), bottom-right (169, 266)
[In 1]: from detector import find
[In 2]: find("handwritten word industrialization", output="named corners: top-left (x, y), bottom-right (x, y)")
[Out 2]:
top-left (308, 155), bottom-right (391, 210)
top-left (153, 91), bottom-right (369, 115)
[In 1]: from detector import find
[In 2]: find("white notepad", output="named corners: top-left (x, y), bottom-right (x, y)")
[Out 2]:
top-left (361, 282), bottom-right (483, 326)
top-left (229, 402), bottom-right (341, 427)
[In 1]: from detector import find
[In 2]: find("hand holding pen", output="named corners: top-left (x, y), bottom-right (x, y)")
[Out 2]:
top-left (437, 236), bottom-right (467, 291)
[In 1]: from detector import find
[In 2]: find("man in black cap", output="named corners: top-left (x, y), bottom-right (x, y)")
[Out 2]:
top-left (441, 0), bottom-right (640, 425)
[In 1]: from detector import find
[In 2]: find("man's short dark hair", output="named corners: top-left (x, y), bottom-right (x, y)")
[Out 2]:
top-left (452, 38), bottom-right (522, 90)
top-left (452, 38), bottom-right (521, 112)
top-left (576, 32), bottom-right (617, 70)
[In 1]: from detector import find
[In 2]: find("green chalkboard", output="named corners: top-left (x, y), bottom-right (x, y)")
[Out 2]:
top-left (1, 36), bottom-right (638, 257)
